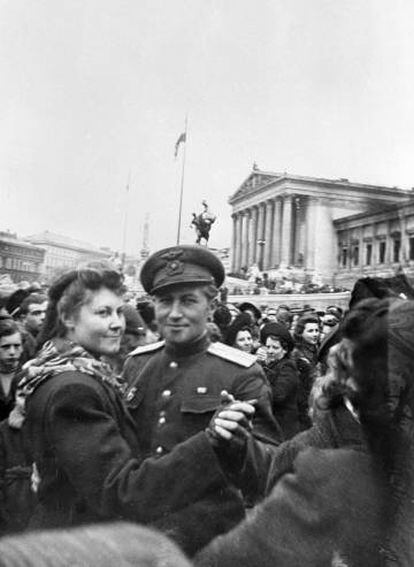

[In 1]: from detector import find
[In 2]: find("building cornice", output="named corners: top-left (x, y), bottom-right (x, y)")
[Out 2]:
top-left (229, 169), bottom-right (413, 208)
top-left (334, 199), bottom-right (414, 229)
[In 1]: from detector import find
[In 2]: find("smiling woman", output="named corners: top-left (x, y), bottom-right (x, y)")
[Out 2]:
top-left (18, 266), bottom-right (227, 535)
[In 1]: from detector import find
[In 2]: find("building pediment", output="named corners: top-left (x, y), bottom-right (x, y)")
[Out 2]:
top-left (230, 171), bottom-right (280, 202)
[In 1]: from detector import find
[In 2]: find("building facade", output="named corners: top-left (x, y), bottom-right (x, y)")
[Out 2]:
top-left (24, 231), bottom-right (112, 282)
top-left (0, 231), bottom-right (45, 283)
top-left (335, 201), bottom-right (414, 287)
top-left (229, 167), bottom-right (413, 284)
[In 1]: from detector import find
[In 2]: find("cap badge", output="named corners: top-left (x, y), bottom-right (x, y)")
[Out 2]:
top-left (159, 249), bottom-right (185, 275)
top-left (166, 259), bottom-right (184, 275)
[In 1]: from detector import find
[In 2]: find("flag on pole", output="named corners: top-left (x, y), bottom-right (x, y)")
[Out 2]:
top-left (174, 132), bottom-right (187, 158)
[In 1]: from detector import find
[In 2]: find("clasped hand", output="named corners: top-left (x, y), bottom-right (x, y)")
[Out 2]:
top-left (206, 390), bottom-right (256, 446)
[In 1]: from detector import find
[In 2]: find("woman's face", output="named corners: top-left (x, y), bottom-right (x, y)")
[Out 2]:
top-left (302, 322), bottom-right (319, 345)
top-left (65, 288), bottom-right (125, 356)
top-left (235, 329), bottom-right (253, 353)
top-left (266, 336), bottom-right (287, 363)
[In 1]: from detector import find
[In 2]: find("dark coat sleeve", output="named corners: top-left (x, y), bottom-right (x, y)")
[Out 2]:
top-left (195, 449), bottom-right (386, 567)
top-left (29, 373), bottom-right (225, 524)
top-left (226, 405), bottom-right (365, 501)
top-left (230, 362), bottom-right (284, 445)
top-left (266, 359), bottom-right (298, 406)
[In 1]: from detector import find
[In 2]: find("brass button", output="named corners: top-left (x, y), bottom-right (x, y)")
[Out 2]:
top-left (169, 361), bottom-right (178, 369)
top-left (155, 446), bottom-right (163, 455)
top-left (162, 390), bottom-right (171, 398)
top-left (158, 416), bottom-right (166, 425)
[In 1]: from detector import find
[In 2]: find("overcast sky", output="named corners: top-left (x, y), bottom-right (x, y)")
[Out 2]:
top-left (1, 0), bottom-right (414, 254)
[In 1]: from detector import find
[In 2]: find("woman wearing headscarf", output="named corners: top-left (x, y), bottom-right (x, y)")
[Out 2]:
top-left (224, 313), bottom-right (255, 354)
top-left (18, 266), bottom-right (248, 546)
top-left (258, 323), bottom-right (299, 440)
top-left (196, 298), bottom-right (414, 567)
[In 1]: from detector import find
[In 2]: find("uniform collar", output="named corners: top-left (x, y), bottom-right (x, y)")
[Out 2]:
top-left (165, 332), bottom-right (210, 358)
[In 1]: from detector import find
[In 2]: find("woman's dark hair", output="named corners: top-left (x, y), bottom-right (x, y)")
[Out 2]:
top-left (260, 322), bottom-right (294, 353)
top-left (293, 314), bottom-right (319, 342)
top-left (267, 334), bottom-right (291, 353)
top-left (316, 298), bottom-right (388, 413)
top-left (213, 304), bottom-right (232, 331)
top-left (224, 313), bottom-right (253, 347)
top-left (38, 267), bottom-right (124, 348)
top-left (341, 298), bottom-right (414, 561)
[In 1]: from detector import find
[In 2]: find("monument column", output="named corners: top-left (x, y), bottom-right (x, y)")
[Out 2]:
top-left (256, 203), bottom-right (265, 269)
top-left (263, 200), bottom-right (274, 269)
top-left (248, 207), bottom-right (258, 266)
top-left (271, 198), bottom-right (282, 267)
top-left (280, 195), bottom-right (293, 266)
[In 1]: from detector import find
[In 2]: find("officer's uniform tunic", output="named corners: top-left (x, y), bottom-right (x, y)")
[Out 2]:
top-left (123, 333), bottom-right (282, 553)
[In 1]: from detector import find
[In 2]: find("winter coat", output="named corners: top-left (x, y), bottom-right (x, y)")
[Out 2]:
top-left (261, 356), bottom-right (300, 439)
top-left (23, 369), bottom-right (225, 541)
top-left (122, 334), bottom-right (283, 554)
top-left (291, 341), bottom-right (318, 429)
top-left (196, 447), bottom-right (388, 567)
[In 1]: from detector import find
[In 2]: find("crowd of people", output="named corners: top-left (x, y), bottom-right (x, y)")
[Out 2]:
top-left (0, 244), bottom-right (412, 566)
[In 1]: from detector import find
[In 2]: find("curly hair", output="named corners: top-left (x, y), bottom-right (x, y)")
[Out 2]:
top-left (293, 314), bottom-right (320, 343)
top-left (38, 266), bottom-right (124, 347)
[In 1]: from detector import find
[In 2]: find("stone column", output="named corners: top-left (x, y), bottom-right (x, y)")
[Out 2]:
top-left (293, 197), bottom-right (303, 265)
top-left (385, 220), bottom-right (392, 264)
top-left (271, 198), bottom-right (282, 267)
top-left (372, 223), bottom-right (378, 266)
top-left (248, 207), bottom-right (258, 266)
top-left (280, 195), bottom-right (293, 266)
top-left (256, 203), bottom-right (265, 266)
top-left (400, 212), bottom-right (408, 264)
top-left (241, 211), bottom-right (249, 270)
top-left (236, 213), bottom-right (243, 272)
top-left (305, 198), bottom-right (317, 271)
top-left (231, 214), bottom-right (238, 272)
top-left (263, 200), bottom-right (274, 270)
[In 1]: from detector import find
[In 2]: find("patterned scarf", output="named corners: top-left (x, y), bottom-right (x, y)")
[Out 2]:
top-left (18, 338), bottom-right (126, 407)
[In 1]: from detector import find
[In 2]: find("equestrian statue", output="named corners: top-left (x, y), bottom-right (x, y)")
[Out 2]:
top-left (191, 200), bottom-right (216, 245)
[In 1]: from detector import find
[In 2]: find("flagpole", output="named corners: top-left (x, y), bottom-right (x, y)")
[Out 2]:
top-left (176, 115), bottom-right (188, 245)
top-left (121, 171), bottom-right (130, 271)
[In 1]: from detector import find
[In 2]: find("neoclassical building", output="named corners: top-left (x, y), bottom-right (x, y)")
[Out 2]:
top-left (335, 200), bottom-right (414, 286)
top-left (229, 167), bottom-right (413, 284)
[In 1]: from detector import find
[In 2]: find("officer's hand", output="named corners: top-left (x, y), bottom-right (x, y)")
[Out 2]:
top-left (213, 401), bottom-right (255, 441)
top-left (206, 394), bottom-right (256, 447)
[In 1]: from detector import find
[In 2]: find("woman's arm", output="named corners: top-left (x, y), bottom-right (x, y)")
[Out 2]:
top-left (31, 374), bottom-right (225, 523)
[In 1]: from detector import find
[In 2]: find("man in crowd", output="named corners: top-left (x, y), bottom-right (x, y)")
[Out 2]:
top-left (123, 245), bottom-right (282, 555)
top-left (0, 319), bottom-right (23, 421)
top-left (18, 294), bottom-right (47, 362)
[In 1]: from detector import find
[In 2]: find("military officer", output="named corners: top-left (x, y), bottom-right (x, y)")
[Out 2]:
top-left (123, 245), bottom-right (282, 555)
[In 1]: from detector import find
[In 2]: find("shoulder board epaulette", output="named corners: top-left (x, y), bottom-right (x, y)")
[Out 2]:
top-left (128, 340), bottom-right (165, 357)
top-left (207, 342), bottom-right (257, 368)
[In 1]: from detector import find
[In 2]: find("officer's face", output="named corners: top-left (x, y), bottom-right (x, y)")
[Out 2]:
top-left (154, 285), bottom-right (213, 345)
